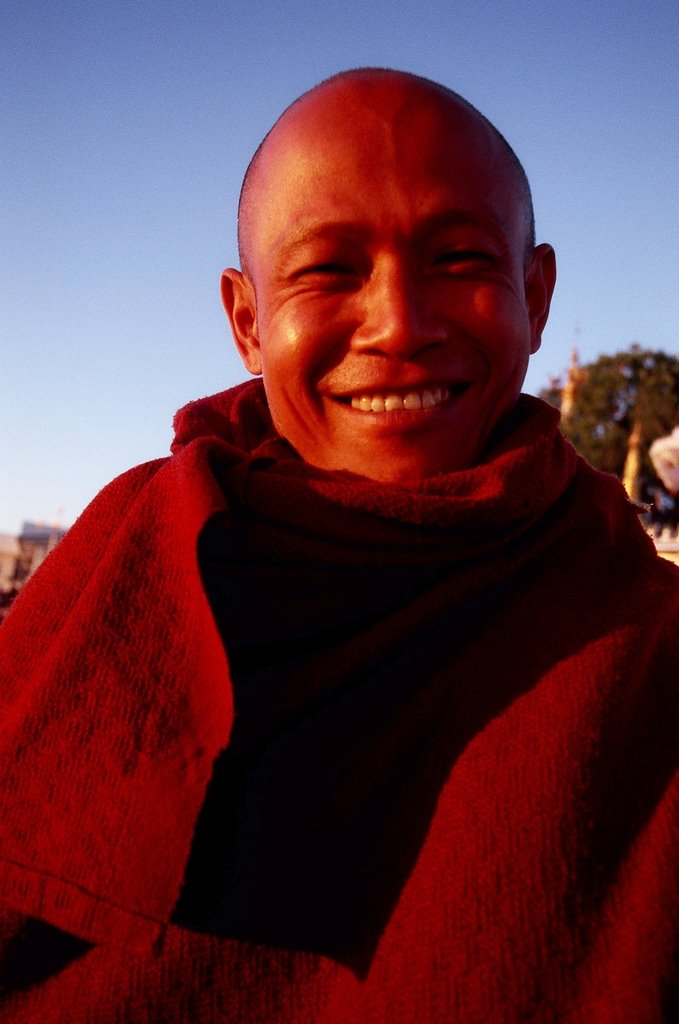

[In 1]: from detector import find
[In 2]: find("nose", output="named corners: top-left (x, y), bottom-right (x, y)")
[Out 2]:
top-left (352, 255), bottom-right (447, 359)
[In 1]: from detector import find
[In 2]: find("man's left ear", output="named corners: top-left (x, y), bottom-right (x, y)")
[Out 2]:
top-left (524, 243), bottom-right (557, 354)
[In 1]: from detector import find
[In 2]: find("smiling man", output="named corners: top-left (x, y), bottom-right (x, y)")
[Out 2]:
top-left (226, 70), bottom-right (554, 481)
top-left (0, 69), bottom-right (677, 1023)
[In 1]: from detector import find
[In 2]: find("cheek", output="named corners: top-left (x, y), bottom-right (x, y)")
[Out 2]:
top-left (257, 313), bottom-right (326, 440)
top-left (471, 282), bottom-right (526, 325)
top-left (470, 285), bottom-right (531, 362)
top-left (260, 326), bottom-right (302, 384)
top-left (260, 299), bottom-right (352, 385)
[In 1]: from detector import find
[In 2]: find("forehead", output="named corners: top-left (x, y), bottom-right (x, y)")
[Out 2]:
top-left (244, 78), bottom-right (524, 263)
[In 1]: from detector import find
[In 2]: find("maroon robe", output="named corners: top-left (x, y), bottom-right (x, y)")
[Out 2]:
top-left (0, 381), bottom-right (677, 1021)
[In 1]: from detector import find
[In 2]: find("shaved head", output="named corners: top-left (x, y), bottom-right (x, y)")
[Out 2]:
top-left (222, 63), bottom-right (556, 481)
top-left (237, 68), bottom-right (536, 278)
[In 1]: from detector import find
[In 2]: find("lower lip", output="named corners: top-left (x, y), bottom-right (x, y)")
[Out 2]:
top-left (326, 399), bottom-right (473, 441)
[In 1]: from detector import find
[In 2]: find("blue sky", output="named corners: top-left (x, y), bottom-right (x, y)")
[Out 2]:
top-left (2, 0), bottom-right (678, 533)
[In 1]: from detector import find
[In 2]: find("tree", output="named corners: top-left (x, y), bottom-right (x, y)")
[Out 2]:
top-left (540, 345), bottom-right (679, 518)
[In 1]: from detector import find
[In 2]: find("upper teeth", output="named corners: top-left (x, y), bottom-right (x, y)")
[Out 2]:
top-left (350, 386), bottom-right (449, 413)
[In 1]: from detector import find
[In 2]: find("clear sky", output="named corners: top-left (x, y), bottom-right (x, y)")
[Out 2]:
top-left (2, 0), bottom-right (678, 534)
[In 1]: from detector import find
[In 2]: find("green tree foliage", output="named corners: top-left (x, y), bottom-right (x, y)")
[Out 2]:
top-left (540, 345), bottom-right (679, 507)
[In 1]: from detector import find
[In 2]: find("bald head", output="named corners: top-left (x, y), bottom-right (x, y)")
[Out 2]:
top-left (237, 68), bottom-right (536, 278)
top-left (221, 65), bottom-right (556, 481)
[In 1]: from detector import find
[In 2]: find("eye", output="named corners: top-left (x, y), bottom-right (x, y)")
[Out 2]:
top-left (434, 249), bottom-right (493, 269)
top-left (298, 261), bottom-right (356, 276)
top-left (292, 259), bottom-right (362, 292)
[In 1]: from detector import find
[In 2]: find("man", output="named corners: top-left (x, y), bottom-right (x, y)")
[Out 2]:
top-left (0, 69), bottom-right (677, 1022)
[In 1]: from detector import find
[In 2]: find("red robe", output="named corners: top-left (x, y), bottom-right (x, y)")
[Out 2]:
top-left (0, 382), bottom-right (677, 1022)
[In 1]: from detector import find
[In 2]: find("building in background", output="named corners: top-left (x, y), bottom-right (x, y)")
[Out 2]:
top-left (0, 522), bottom-right (67, 620)
top-left (0, 534), bottom-right (21, 593)
top-left (12, 521), bottom-right (67, 586)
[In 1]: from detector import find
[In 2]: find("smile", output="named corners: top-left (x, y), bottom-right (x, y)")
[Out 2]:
top-left (346, 385), bottom-right (454, 413)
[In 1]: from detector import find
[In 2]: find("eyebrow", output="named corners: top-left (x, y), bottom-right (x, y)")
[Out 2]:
top-left (275, 206), bottom-right (512, 261)
top-left (275, 222), bottom-right (369, 259)
top-left (414, 207), bottom-right (513, 243)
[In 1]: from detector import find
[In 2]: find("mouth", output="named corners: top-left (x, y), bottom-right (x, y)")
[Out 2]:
top-left (334, 383), bottom-right (469, 413)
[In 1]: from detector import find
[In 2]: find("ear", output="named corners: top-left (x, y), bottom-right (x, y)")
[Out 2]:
top-left (221, 268), bottom-right (262, 375)
top-left (524, 243), bottom-right (557, 354)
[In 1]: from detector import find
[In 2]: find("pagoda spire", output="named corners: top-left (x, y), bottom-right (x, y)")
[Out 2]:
top-left (560, 347), bottom-right (584, 421)
top-left (622, 419), bottom-right (643, 502)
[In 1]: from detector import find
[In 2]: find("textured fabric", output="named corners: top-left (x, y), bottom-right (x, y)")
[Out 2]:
top-left (0, 380), bottom-right (678, 1022)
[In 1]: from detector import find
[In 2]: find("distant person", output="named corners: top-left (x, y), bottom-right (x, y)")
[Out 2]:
top-left (0, 68), bottom-right (677, 1023)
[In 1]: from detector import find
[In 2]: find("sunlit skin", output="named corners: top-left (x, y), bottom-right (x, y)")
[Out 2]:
top-left (222, 71), bottom-right (556, 483)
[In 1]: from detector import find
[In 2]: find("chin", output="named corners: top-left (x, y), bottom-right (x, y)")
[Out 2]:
top-left (332, 451), bottom-right (473, 485)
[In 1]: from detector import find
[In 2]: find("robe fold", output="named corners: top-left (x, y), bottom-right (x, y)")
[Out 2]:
top-left (0, 380), bottom-right (677, 1022)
